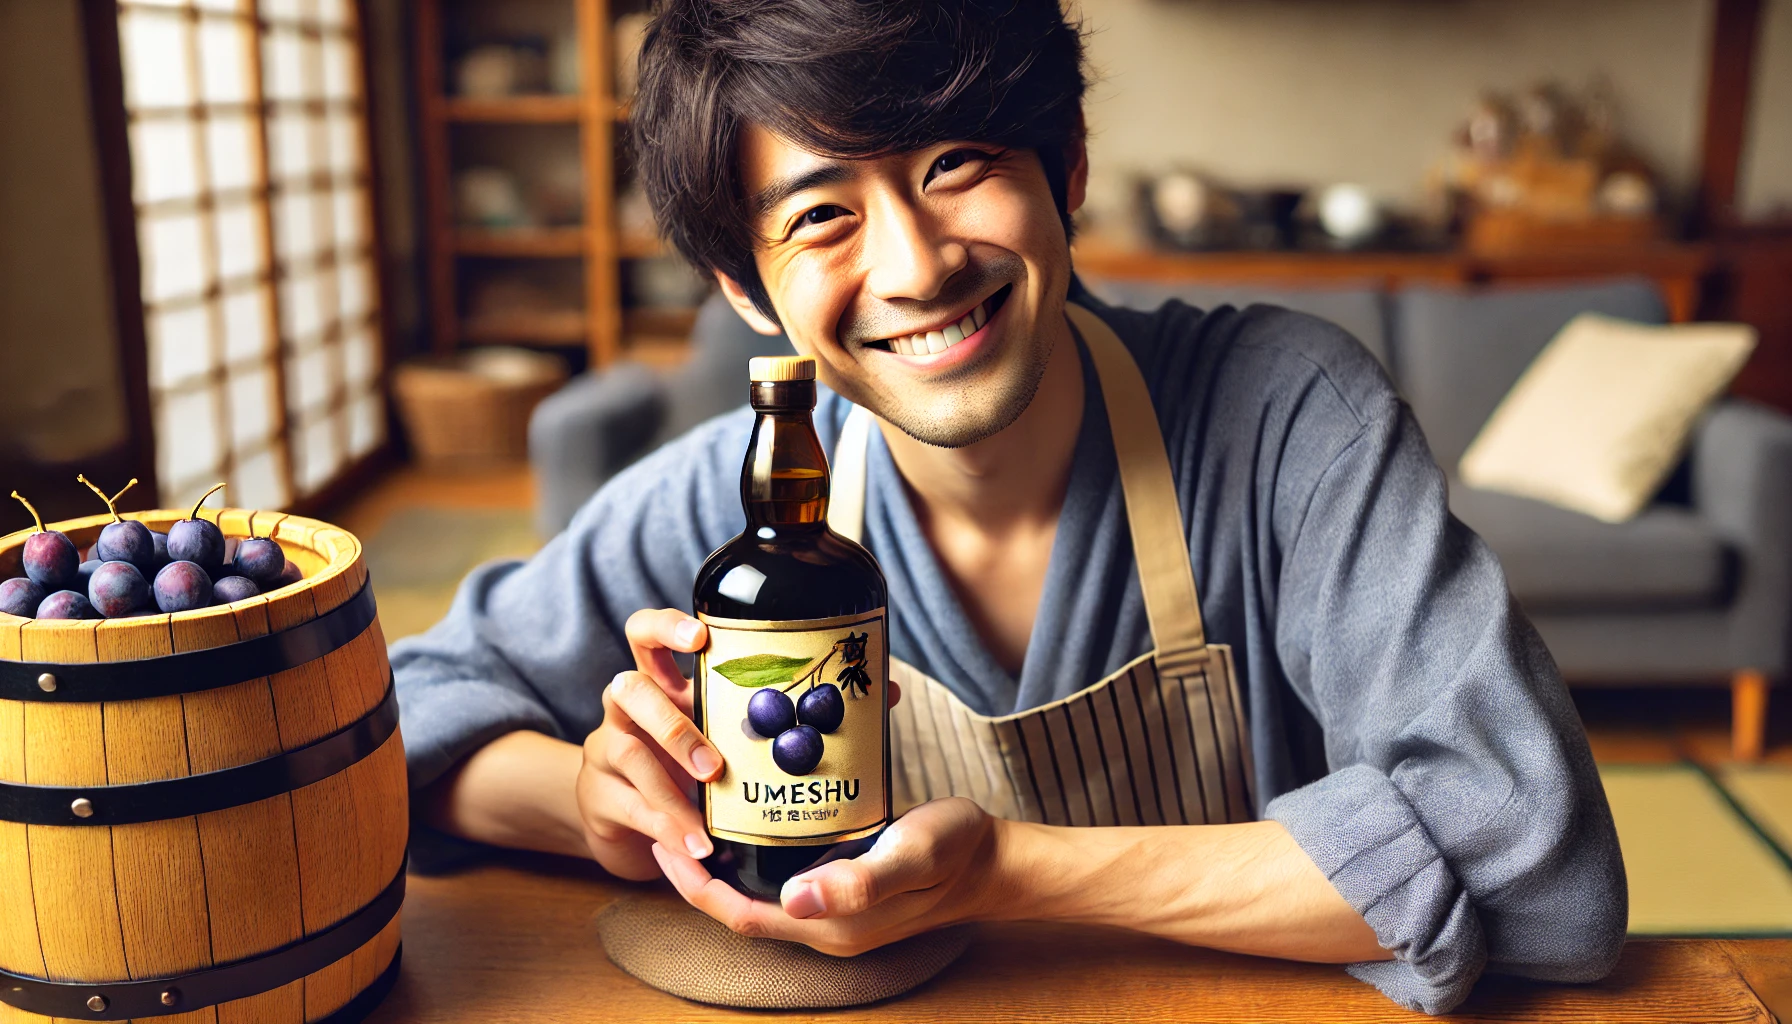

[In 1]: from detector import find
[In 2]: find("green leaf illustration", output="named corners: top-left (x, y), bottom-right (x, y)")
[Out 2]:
top-left (712, 653), bottom-right (814, 688)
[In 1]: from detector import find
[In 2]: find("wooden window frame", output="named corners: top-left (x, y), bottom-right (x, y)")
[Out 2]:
top-left (81, 0), bottom-right (396, 515)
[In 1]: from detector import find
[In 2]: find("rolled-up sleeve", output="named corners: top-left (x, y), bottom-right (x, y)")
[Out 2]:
top-left (1263, 404), bottom-right (1627, 1014)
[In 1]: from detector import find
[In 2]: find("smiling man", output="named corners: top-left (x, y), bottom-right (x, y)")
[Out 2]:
top-left (391, 0), bottom-right (1626, 1014)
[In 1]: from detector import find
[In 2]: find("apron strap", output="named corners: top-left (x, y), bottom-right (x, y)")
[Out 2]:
top-left (826, 402), bottom-right (874, 542)
top-left (1066, 303), bottom-right (1210, 675)
top-left (825, 303), bottom-right (1210, 675)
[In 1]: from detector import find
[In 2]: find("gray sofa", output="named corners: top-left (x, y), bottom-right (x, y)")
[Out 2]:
top-left (532, 278), bottom-right (1792, 758)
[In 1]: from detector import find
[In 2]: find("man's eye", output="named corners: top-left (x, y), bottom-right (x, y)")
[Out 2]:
top-left (925, 149), bottom-right (991, 186)
top-left (799, 205), bottom-right (846, 227)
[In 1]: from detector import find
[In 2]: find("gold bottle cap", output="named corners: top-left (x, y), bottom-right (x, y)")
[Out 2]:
top-left (748, 355), bottom-right (816, 382)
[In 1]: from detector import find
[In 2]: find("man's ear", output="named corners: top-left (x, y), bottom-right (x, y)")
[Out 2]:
top-left (1064, 121), bottom-right (1089, 219)
top-left (714, 272), bottom-right (784, 336)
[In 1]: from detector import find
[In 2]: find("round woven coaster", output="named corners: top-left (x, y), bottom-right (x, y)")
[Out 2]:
top-left (597, 894), bottom-right (973, 1009)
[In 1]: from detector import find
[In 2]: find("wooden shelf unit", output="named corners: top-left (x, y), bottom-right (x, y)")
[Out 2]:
top-left (1071, 238), bottom-right (1714, 324)
top-left (417, 0), bottom-right (686, 370)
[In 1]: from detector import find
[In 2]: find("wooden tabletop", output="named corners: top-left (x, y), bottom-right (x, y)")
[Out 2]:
top-left (366, 853), bottom-right (1790, 1023)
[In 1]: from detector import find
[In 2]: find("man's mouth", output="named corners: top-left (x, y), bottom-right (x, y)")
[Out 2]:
top-left (863, 284), bottom-right (1013, 356)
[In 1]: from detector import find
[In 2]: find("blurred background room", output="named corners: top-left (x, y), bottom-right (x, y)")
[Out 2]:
top-left (1, 0), bottom-right (1790, 939)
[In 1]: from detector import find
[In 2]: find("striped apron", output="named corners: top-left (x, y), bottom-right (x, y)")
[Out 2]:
top-left (825, 303), bottom-right (1256, 827)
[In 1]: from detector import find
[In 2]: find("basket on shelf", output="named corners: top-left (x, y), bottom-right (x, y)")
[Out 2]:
top-left (392, 347), bottom-right (568, 466)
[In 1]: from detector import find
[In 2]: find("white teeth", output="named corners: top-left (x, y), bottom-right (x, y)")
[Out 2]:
top-left (881, 299), bottom-right (993, 356)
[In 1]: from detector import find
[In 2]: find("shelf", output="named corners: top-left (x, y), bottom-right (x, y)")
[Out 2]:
top-left (618, 233), bottom-right (666, 259)
top-left (462, 311), bottom-right (588, 346)
top-left (624, 306), bottom-right (699, 338)
top-left (441, 95), bottom-right (583, 123)
top-left (451, 228), bottom-right (587, 258)
top-left (626, 335), bottom-right (692, 369)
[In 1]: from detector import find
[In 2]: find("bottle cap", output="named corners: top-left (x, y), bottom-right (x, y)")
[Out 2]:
top-left (748, 356), bottom-right (816, 382)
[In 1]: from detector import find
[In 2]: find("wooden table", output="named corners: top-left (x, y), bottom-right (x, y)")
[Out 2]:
top-left (365, 853), bottom-right (1790, 1023)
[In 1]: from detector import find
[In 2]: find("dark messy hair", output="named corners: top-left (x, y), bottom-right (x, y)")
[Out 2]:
top-left (632, 0), bottom-right (1088, 320)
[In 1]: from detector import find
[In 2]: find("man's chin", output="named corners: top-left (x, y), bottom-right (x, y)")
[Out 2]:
top-left (871, 371), bottom-right (1048, 450)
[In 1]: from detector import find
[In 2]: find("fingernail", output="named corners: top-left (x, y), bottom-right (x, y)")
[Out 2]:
top-left (674, 618), bottom-right (702, 647)
top-left (691, 746), bottom-right (721, 777)
top-left (684, 832), bottom-right (713, 859)
top-left (783, 881), bottom-right (824, 919)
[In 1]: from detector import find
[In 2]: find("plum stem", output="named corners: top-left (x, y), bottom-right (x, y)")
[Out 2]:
top-left (9, 491), bottom-right (45, 533)
top-left (188, 482), bottom-right (226, 521)
top-left (782, 650), bottom-right (835, 693)
top-left (76, 475), bottom-right (137, 524)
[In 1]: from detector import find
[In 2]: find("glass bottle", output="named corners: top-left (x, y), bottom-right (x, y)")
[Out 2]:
top-left (692, 355), bottom-right (891, 898)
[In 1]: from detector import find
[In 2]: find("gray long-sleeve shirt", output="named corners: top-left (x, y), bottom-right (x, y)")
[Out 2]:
top-left (390, 292), bottom-right (1627, 1014)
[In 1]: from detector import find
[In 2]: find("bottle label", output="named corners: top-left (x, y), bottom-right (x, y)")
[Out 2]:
top-left (697, 610), bottom-right (890, 847)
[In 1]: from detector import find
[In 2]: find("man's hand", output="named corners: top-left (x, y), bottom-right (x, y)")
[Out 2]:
top-left (573, 608), bottom-right (904, 882)
top-left (651, 797), bottom-right (999, 956)
top-left (575, 609), bottom-right (722, 880)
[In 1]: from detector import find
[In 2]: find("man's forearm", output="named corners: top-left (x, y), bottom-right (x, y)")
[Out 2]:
top-left (419, 729), bottom-right (590, 860)
top-left (983, 818), bottom-right (1391, 963)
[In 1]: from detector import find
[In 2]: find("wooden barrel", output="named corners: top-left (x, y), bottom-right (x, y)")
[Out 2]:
top-left (0, 508), bottom-right (406, 1023)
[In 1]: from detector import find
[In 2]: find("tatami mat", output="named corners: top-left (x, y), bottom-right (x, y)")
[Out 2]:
top-left (365, 507), bottom-right (541, 640)
top-left (1716, 766), bottom-right (1792, 855)
top-left (1601, 764), bottom-right (1792, 935)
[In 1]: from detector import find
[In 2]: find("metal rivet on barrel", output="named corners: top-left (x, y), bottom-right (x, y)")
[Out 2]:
top-left (86, 994), bottom-right (107, 1012)
top-left (37, 673), bottom-right (56, 693)
top-left (71, 798), bottom-right (94, 819)
top-left (160, 988), bottom-right (180, 1007)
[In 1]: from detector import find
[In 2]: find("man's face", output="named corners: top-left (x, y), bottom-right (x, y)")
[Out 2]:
top-left (722, 124), bottom-right (1085, 449)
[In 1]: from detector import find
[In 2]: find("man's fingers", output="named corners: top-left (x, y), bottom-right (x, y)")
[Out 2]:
top-left (605, 731), bottom-right (713, 857)
top-left (781, 799), bottom-right (977, 919)
top-left (625, 608), bottom-right (707, 703)
top-left (654, 843), bottom-right (786, 941)
top-left (782, 857), bottom-right (882, 918)
top-left (606, 671), bottom-right (724, 782)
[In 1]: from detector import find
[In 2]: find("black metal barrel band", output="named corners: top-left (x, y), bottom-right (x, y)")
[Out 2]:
top-left (0, 578), bottom-right (378, 702)
top-left (0, 679), bottom-right (399, 826)
top-left (0, 854), bottom-right (406, 1021)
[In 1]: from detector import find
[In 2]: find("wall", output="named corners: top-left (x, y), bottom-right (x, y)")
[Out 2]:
top-left (0, 2), bottom-right (128, 466)
top-left (1078, 0), bottom-right (1715, 215)
top-left (1740, 0), bottom-right (1792, 221)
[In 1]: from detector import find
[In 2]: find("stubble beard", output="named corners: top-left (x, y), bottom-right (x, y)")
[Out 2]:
top-left (870, 340), bottom-right (1053, 448)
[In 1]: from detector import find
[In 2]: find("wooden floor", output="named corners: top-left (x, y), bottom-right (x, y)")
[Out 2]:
top-left (328, 463), bottom-right (1789, 766)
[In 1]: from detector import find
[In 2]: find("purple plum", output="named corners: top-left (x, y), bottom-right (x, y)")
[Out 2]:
top-left (10, 491), bottom-right (78, 591)
top-left (167, 483), bottom-right (227, 575)
top-left (37, 590), bottom-right (96, 620)
top-left (747, 688), bottom-right (797, 738)
top-left (233, 537), bottom-right (286, 586)
top-left (153, 561), bottom-right (213, 613)
top-left (797, 683), bottom-right (845, 734)
top-left (212, 575), bottom-right (259, 605)
top-left (772, 725), bottom-right (824, 776)
top-left (89, 560), bottom-right (150, 618)
top-left (0, 577), bottom-right (46, 618)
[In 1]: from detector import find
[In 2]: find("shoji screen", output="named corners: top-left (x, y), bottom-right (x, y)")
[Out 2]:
top-left (116, 0), bottom-right (384, 510)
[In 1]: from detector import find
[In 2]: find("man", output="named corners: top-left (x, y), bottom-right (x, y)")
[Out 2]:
top-left (393, 0), bottom-right (1625, 1013)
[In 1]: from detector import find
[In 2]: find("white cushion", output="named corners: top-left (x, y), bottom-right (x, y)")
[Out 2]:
top-left (1458, 313), bottom-right (1756, 523)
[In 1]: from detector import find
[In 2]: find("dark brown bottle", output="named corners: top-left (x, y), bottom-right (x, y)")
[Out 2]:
top-left (693, 356), bottom-right (891, 898)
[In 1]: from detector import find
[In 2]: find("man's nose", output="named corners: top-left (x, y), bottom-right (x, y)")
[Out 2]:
top-left (862, 196), bottom-right (968, 303)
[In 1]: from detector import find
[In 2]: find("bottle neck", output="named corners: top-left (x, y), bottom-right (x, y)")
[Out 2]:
top-left (742, 381), bottom-right (830, 528)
